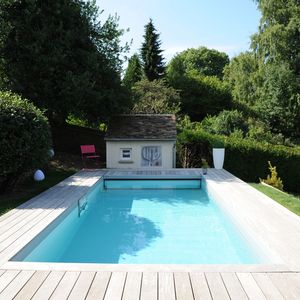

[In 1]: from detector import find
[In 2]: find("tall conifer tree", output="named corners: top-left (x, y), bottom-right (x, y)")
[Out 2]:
top-left (141, 19), bottom-right (165, 81)
top-left (123, 54), bottom-right (143, 89)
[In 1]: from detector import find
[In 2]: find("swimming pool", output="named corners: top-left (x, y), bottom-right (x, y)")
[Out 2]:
top-left (12, 178), bottom-right (263, 264)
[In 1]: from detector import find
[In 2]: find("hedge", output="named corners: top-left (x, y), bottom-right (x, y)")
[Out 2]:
top-left (177, 129), bottom-right (300, 193)
top-left (0, 91), bottom-right (51, 192)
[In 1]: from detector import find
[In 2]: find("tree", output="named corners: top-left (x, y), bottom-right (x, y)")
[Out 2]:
top-left (167, 72), bottom-right (231, 120)
top-left (141, 19), bottom-right (165, 81)
top-left (167, 47), bottom-right (229, 80)
top-left (201, 110), bottom-right (248, 136)
top-left (166, 47), bottom-right (231, 120)
top-left (123, 54), bottom-right (143, 90)
top-left (250, 0), bottom-right (300, 137)
top-left (256, 62), bottom-right (300, 137)
top-left (224, 52), bottom-right (261, 106)
top-left (0, 0), bottom-right (129, 124)
top-left (252, 0), bottom-right (300, 74)
top-left (131, 79), bottom-right (180, 114)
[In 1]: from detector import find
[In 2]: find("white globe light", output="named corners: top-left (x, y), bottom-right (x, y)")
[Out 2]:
top-left (34, 169), bottom-right (45, 181)
top-left (48, 148), bottom-right (55, 157)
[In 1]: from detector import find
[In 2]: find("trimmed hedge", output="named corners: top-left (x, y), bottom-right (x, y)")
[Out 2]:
top-left (0, 91), bottom-right (51, 192)
top-left (177, 129), bottom-right (300, 193)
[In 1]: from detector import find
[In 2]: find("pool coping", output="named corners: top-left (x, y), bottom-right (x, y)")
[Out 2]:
top-left (1, 168), bottom-right (300, 273)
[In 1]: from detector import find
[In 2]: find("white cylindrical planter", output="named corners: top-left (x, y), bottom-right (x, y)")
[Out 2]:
top-left (213, 148), bottom-right (225, 169)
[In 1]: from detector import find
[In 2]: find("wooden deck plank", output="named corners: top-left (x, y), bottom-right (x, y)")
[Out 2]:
top-left (252, 273), bottom-right (284, 300)
top-left (0, 172), bottom-right (102, 263)
top-left (0, 270), bottom-right (20, 293)
top-left (1, 270), bottom-right (300, 300)
top-left (0, 178), bottom-right (73, 223)
top-left (49, 271), bottom-right (80, 300)
top-left (0, 198), bottom-right (85, 257)
top-left (158, 272), bottom-right (175, 300)
top-left (122, 272), bottom-right (142, 300)
top-left (0, 270), bottom-right (34, 300)
top-left (174, 272), bottom-right (193, 300)
top-left (205, 272), bottom-right (230, 300)
top-left (140, 272), bottom-right (158, 300)
top-left (237, 273), bottom-right (266, 299)
top-left (86, 272), bottom-right (111, 300)
top-left (14, 271), bottom-right (49, 300)
top-left (0, 172), bottom-right (91, 225)
top-left (0, 175), bottom-right (93, 242)
top-left (103, 271), bottom-right (126, 300)
top-left (68, 271), bottom-right (95, 300)
top-left (221, 272), bottom-right (247, 300)
top-left (190, 272), bottom-right (212, 300)
top-left (31, 271), bottom-right (65, 300)
top-left (0, 179), bottom-right (75, 229)
top-left (269, 273), bottom-right (300, 299)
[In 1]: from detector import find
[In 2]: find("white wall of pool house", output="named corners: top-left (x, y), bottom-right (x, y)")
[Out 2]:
top-left (106, 140), bottom-right (176, 169)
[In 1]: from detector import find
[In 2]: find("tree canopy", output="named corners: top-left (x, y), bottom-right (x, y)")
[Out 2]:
top-left (141, 19), bottom-right (165, 81)
top-left (131, 79), bottom-right (180, 114)
top-left (123, 54), bottom-right (143, 90)
top-left (224, 0), bottom-right (300, 138)
top-left (251, 0), bottom-right (300, 137)
top-left (167, 47), bottom-right (231, 120)
top-left (224, 52), bottom-right (261, 106)
top-left (167, 47), bottom-right (229, 80)
top-left (0, 0), bottom-right (129, 124)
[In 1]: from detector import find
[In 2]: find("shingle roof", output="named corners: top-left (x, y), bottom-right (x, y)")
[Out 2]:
top-left (105, 114), bottom-right (176, 140)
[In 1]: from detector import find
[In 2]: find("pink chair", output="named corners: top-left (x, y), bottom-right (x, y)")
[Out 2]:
top-left (80, 145), bottom-right (100, 168)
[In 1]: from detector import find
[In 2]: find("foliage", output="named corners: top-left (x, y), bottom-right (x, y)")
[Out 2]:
top-left (201, 110), bottom-right (248, 136)
top-left (211, 139), bottom-right (225, 149)
top-left (252, 0), bottom-right (300, 72)
top-left (177, 128), bottom-right (300, 193)
top-left (141, 19), bottom-right (165, 81)
top-left (123, 54), bottom-right (143, 90)
top-left (250, 0), bottom-right (300, 138)
top-left (247, 119), bottom-right (290, 145)
top-left (166, 47), bottom-right (231, 120)
top-left (176, 115), bottom-right (196, 132)
top-left (224, 52), bottom-right (261, 106)
top-left (167, 47), bottom-right (229, 80)
top-left (260, 161), bottom-right (284, 191)
top-left (167, 71), bottom-right (232, 120)
top-left (255, 62), bottom-right (300, 137)
top-left (131, 79), bottom-right (180, 114)
top-left (0, 0), bottom-right (129, 124)
top-left (0, 91), bottom-right (51, 193)
top-left (201, 158), bottom-right (209, 168)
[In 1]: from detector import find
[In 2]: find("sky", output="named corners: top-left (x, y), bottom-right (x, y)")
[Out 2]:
top-left (96, 0), bottom-right (261, 65)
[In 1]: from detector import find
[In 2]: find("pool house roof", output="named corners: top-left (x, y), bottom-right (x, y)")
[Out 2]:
top-left (105, 114), bottom-right (177, 141)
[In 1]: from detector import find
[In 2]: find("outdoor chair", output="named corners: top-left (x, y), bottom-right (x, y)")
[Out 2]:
top-left (80, 145), bottom-right (100, 168)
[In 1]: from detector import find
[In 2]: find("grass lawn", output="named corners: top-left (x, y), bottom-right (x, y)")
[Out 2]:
top-left (250, 183), bottom-right (300, 217)
top-left (0, 153), bottom-right (81, 216)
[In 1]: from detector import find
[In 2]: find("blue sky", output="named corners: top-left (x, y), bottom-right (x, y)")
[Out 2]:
top-left (97, 0), bottom-right (261, 63)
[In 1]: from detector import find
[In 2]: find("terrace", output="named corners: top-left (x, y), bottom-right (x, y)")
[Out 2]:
top-left (0, 169), bottom-right (300, 299)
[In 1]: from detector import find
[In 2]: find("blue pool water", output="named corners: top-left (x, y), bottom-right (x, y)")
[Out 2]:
top-left (13, 179), bottom-right (261, 264)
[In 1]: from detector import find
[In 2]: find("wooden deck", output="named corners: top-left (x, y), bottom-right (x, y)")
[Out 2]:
top-left (1, 269), bottom-right (300, 299)
top-left (1, 168), bottom-right (300, 299)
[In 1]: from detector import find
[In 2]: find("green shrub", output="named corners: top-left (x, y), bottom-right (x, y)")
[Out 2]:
top-left (201, 110), bottom-right (248, 136)
top-left (260, 161), bottom-right (283, 191)
top-left (0, 91), bottom-right (51, 192)
top-left (177, 129), bottom-right (300, 193)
